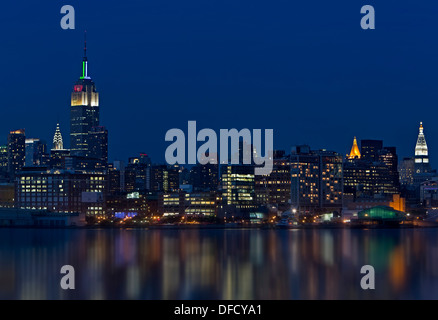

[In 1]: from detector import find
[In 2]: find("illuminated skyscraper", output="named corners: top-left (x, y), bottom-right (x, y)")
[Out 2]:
top-left (414, 122), bottom-right (431, 174)
top-left (52, 123), bottom-right (64, 150)
top-left (219, 164), bottom-right (256, 220)
top-left (344, 138), bottom-right (400, 198)
top-left (70, 33), bottom-right (100, 158)
top-left (290, 146), bottom-right (343, 215)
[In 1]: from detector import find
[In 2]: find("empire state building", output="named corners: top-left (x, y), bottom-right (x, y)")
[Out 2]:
top-left (70, 34), bottom-right (104, 160)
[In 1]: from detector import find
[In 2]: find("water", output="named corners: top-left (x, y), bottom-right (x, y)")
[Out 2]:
top-left (1, 227), bottom-right (438, 299)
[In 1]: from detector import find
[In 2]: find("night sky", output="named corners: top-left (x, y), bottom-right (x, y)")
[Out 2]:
top-left (1, 1), bottom-right (437, 166)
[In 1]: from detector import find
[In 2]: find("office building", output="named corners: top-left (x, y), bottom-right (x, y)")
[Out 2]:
top-left (219, 164), bottom-right (256, 220)
top-left (290, 146), bottom-right (343, 215)
top-left (16, 167), bottom-right (106, 218)
top-left (254, 150), bottom-right (291, 211)
top-left (7, 129), bottom-right (26, 179)
top-left (25, 138), bottom-right (47, 167)
top-left (70, 35), bottom-right (106, 160)
top-left (344, 137), bottom-right (400, 198)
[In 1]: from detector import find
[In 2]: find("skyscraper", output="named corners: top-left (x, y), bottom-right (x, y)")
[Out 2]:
top-left (50, 123), bottom-right (70, 169)
top-left (414, 122), bottom-right (431, 174)
top-left (24, 138), bottom-right (47, 167)
top-left (219, 164), bottom-right (256, 220)
top-left (89, 126), bottom-right (108, 163)
top-left (7, 129), bottom-right (25, 179)
top-left (0, 145), bottom-right (8, 180)
top-left (290, 145), bottom-right (343, 215)
top-left (70, 34), bottom-right (100, 158)
top-left (52, 123), bottom-right (64, 151)
top-left (344, 138), bottom-right (400, 198)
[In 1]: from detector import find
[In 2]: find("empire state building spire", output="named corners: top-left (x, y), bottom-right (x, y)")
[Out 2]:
top-left (80, 30), bottom-right (90, 80)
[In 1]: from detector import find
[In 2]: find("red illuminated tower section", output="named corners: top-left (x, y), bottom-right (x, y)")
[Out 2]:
top-left (70, 32), bottom-right (103, 160)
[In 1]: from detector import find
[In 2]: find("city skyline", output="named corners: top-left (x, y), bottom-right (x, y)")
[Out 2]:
top-left (1, 1), bottom-right (438, 166)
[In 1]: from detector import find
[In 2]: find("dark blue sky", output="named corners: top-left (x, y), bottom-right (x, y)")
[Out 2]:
top-left (1, 1), bottom-right (437, 165)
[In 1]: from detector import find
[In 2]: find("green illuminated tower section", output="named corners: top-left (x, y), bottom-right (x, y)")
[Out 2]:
top-left (70, 32), bottom-right (100, 157)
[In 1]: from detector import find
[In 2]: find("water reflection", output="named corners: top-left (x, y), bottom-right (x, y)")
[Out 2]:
top-left (0, 227), bottom-right (438, 299)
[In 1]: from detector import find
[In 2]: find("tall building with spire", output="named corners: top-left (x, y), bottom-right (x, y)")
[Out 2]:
top-left (70, 31), bottom-right (100, 158)
top-left (52, 123), bottom-right (64, 150)
top-left (414, 122), bottom-right (431, 174)
top-left (348, 137), bottom-right (361, 159)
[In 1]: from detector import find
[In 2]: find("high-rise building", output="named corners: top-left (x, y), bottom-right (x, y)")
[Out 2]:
top-left (290, 146), bottom-right (343, 215)
top-left (0, 145), bottom-right (9, 177)
top-left (219, 164), bottom-right (256, 219)
top-left (53, 123), bottom-right (64, 151)
top-left (50, 123), bottom-right (70, 168)
top-left (70, 35), bottom-right (100, 158)
top-left (254, 150), bottom-right (291, 211)
top-left (124, 154), bottom-right (152, 192)
top-left (7, 129), bottom-right (25, 179)
top-left (151, 164), bottom-right (179, 193)
top-left (344, 138), bottom-right (400, 198)
top-left (361, 139), bottom-right (383, 162)
top-left (107, 163), bottom-right (121, 195)
top-left (189, 163), bottom-right (219, 192)
top-left (414, 122), bottom-right (431, 174)
top-left (89, 126), bottom-right (108, 163)
top-left (399, 157), bottom-right (415, 186)
top-left (25, 138), bottom-right (47, 167)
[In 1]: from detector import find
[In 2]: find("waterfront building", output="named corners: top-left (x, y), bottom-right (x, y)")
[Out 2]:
top-left (356, 206), bottom-right (406, 224)
top-left (254, 150), bottom-right (291, 212)
top-left (0, 183), bottom-right (15, 208)
top-left (106, 191), bottom-right (158, 218)
top-left (0, 208), bottom-right (85, 227)
top-left (290, 145), bottom-right (343, 215)
top-left (218, 164), bottom-right (256, 220)
top-left (159, 190), bottom-right (217, 217)
top-left (16, 167), bottom-right (106, 218)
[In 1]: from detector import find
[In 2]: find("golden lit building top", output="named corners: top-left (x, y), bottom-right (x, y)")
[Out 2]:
top-left (348, 137), bottom-right (361, 159)
top-left (10, 129), bottom-right (25, 135)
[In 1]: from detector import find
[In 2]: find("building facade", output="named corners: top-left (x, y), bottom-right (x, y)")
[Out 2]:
top-left (290, 145), bottom-right (343, 215)
top-left (16, 168), bottom-right (106, 218)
